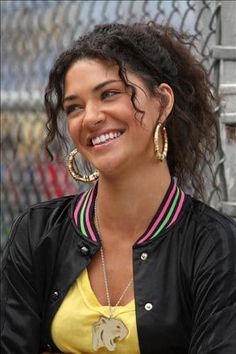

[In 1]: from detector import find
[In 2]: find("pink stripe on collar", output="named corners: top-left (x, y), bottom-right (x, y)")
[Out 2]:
top-left (85, 187), bottom-right (97, 242)
top-left (168, 190), bottom-right (185, 227)
top-left (73, 192), bottom-right (87, 226)
top-left (137, 183), bottom-right (177, 244)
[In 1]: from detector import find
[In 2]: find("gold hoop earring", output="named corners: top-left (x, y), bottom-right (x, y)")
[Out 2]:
top-left (67, 148), bottom-right (99, 182)
top-left (154, 123), bottom-right (168, 161)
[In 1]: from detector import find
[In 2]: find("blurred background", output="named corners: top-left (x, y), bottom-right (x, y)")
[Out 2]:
top-left (1, 0), bottom-right (236, 249)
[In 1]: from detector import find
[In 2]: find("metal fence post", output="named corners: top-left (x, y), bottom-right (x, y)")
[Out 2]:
top-left (213, 0), bottom-right (236, 218)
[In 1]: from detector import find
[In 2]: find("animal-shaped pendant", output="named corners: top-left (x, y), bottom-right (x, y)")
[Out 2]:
top-left (92, 316), bottom-right (129, 351)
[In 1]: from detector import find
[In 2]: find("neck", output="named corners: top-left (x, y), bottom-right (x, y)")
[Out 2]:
top-left (95, 161), bottom-right (171, 243)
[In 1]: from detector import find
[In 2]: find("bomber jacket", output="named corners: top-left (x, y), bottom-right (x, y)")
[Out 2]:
top-left (1, 190), bottom-right (236, 354)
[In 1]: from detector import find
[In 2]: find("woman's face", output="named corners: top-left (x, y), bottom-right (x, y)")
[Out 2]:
top-left (63, 58), bottom-right (173, 177)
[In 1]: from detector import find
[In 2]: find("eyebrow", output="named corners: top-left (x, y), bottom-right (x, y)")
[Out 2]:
top-left (63, 79), bottom-right (121, 104)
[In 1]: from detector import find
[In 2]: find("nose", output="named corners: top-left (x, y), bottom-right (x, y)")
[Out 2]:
top-left (82, 102), bottom-right (106, 130)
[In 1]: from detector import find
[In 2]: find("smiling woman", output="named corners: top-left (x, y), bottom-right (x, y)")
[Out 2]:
top-left (1, 22), bottom-right (236, 354)
top-left (62, 58), bottom-right (172, 178)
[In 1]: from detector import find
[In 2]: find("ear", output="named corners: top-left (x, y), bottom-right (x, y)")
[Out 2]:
top-left (156, 83), bottom-right (174, 124)
top-left (101, 317), bottom-right (108, 324)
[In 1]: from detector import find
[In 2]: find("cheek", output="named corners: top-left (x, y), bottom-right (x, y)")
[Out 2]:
top-left (67, 119), bottom-right (81, 145)
top-left (118, 95), bottom-right (137, 118)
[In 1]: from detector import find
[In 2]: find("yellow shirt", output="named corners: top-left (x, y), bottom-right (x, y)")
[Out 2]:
top-left (51, 268), bottom-right (140, 353)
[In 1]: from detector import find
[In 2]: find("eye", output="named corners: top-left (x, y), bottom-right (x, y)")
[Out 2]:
top-left (64, 104), bottom-right (83, 116)
top-left (101, 90), bottom-right (119, 99)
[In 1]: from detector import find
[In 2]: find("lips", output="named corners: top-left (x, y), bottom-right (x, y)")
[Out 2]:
top-left (91, 131), bottom-right (123, 146)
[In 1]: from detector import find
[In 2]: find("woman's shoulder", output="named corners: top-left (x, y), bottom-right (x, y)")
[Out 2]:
top-left (190, 196), bottom-right (235, 225)
top-left (180, 197), bottom-right (236, 279)
top-left (18, 194), bottom-right (77, 223)
top-left (28, 194), bottom-right (77, 210)
top-left (185, 195), bottom-right (236, 241)
top-left (23, 191), bottom-right (88, 216)
top-left (5, 193), bottom-right (85, 248)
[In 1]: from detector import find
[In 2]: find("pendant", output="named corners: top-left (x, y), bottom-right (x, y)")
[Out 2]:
top-left (92, 316), bottom-right (129, 351)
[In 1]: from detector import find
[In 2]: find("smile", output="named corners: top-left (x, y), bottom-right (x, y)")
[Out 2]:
top-left (91, 131), bottom-right (122, 146)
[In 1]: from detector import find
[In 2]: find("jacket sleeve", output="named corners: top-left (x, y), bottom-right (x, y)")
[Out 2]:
top-left (1, 212), bottom-right (41, 354)
top-left (189, 215), bottom-right (236, 353)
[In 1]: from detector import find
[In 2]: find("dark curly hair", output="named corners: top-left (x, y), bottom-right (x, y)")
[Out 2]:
top-left (44, 22), bottom-right (220, 199)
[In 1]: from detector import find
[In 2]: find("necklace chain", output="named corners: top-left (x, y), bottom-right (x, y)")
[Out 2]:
top-left (94, 202), bottom-right (133, 318)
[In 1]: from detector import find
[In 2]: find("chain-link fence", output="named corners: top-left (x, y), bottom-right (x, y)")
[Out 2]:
top-left (1, 0), bottom-right (236, 249)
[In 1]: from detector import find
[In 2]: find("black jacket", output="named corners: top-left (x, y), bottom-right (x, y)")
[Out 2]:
top-left (1, 194), bottom-right (236, 354)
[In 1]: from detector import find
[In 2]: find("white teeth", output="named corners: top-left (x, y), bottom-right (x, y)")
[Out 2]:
top-left (94, 137), bottom-right (100, 145)
top-left (92, 131), bottom-right (122, 146)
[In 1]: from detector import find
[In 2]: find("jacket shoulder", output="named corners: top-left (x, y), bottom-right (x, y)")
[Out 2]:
top-left (3, 194), bottom-right (84, 253)
top-left (28, 194), bottom-right (77, 210)
top-left (22, 195), bottom-right (77, 228)
top-left (185, 196), bottom-right (236, 245)
top-left (190, 197), bottom-right (236, 228)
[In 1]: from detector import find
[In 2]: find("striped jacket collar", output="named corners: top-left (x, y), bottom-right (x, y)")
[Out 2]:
top-left (73, 179), bottom-right (186, 245)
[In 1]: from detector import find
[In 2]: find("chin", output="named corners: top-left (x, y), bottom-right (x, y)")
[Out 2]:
top-left (97, 162), bottom-right (123, 178)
